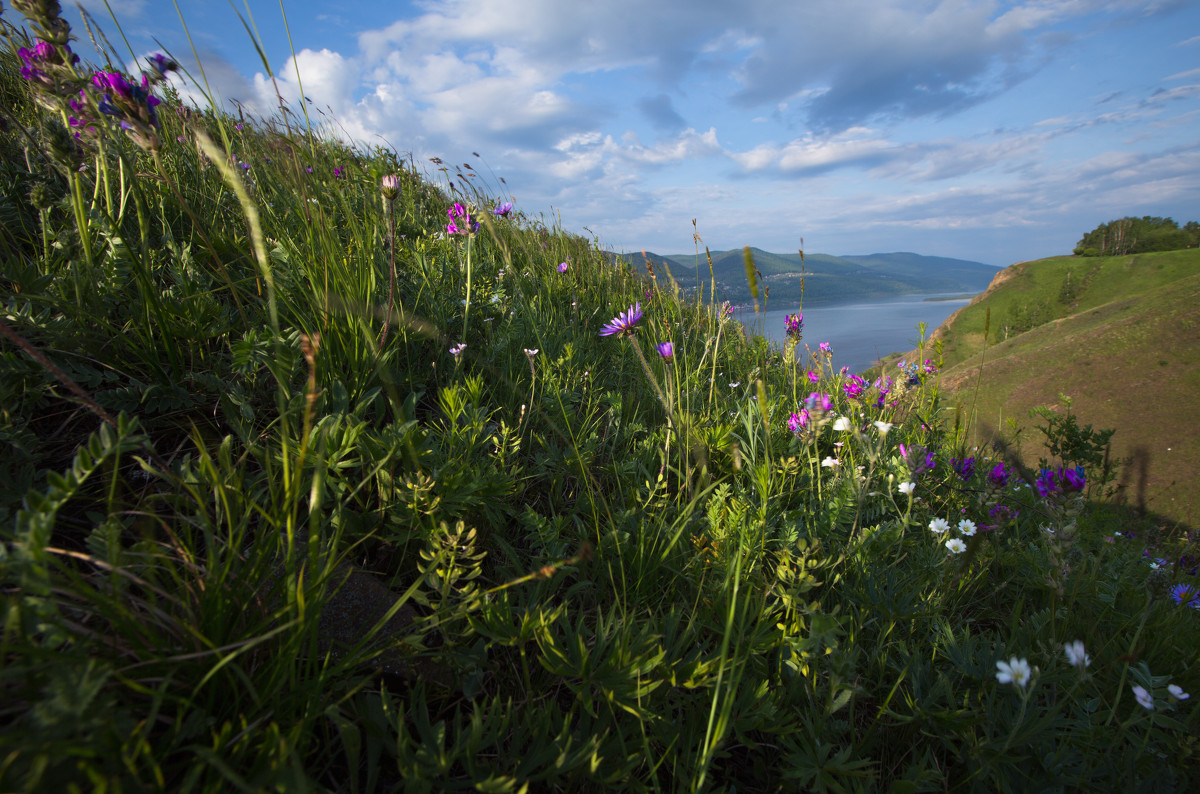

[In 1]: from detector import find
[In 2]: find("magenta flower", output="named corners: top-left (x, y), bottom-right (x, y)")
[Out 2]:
top-left (1061, 466), bottom-right (1086, 492)
top-left (599, 303), bottom-right (642, 337)
top-left (446, 202), bottom-right (479, 235)
top-left (656, 341), bottom-right (674, 359)
top-left (558, 262), bottom-right (569, 273)
top-left (785, 313), bottom-right (803, 338)
top-left (804, 392), bottom-right (833, 412)
top-left (843, 375), bottom-right (865, 400)
top-left (819, 342), bottom-right (831, 353)
top-left (493, 201), bottom-right (513, 217)
top-left (788, 409), bottom-right (810, 434)
top-left (333, 166), bottom-right (344, 178)
top-left (381, 174), bottom-right (401, 200)
top-left (807, 370), bottom-right (820, 383)
top-left (989, 463), bottom-right (1009, 487)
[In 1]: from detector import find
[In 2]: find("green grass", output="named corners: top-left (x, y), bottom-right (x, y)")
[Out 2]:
top-left (2, 7), bottom-right (1199, 792)
top-left (885, 249), bottom-right (1200, 528)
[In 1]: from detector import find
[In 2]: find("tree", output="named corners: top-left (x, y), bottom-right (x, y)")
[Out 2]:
top-left (1074, 216), bottom-right (1197, 256)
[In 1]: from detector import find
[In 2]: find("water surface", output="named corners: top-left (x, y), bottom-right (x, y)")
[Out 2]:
top-left (734, 294), bottom-right (971, 374)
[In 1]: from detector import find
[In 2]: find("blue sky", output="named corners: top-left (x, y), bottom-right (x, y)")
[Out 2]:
top-left (66, 1), bottom-right (1200, 265)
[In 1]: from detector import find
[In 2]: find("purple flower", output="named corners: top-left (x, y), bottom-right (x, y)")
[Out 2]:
top-left (1062, 465), bottom-right (1086, 492)
top-left (558, 262), bottom-right (569, 273)
top-left (819, 342), bottom-right (831, 353)
top-left (1170, 584), bottom-right (1200, 609)
top-left (446, 202), bottom-right (479, 235)
top-left (599, 303), bottom-right (643, 337)
top-left (788, 409), bottom-right (810, 434)
top-left (989, 463), bottom-right (1009, 487)
top-left (951, 457), bottom-right (975, 481)
top-left (805, 392), bottom-right (833, 412)
top-left (785, 313), bottom-right (803, 338)
top-left (656, 341), bottom-right (674, 359)
top-left (720, 301), bottom-right (733, 319)
top-left (333, 166), bottom-right (344, 178)
top-left (807, 370), bottom-right (820, 383)
top-left (493, 201), bottom-right (513, 217)
top-left (147, 53), bottom-right (177, 78)
top-left (1034, 468), bottom-right (1059, 498)
top-left (380, 174), bottom-right (401, 200)
top-left (901, 444), bottom-right (936, 478)
top-left (843, 375), bottom-right (865, 400)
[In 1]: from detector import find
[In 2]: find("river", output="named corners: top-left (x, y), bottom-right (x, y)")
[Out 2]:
top-left (733, 294), bottom-right (972, 374)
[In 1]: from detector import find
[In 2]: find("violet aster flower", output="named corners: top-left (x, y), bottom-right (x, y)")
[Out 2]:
top-left (1170, 584), bottom-right (1200, 609)
top-left (558, 262), bottom-right (569, 273)
top-left (493, 201), bottom-right (513, 217)
top-left (656, 341), bottom-right (674, 359)
top-left (599, 303), bottom-right (642, 337)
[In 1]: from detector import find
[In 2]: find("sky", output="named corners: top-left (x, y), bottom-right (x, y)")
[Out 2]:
top-left (58, 0), bottom-right (1200, 266)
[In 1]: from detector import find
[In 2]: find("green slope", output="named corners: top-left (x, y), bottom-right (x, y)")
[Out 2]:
top-left (919, 249), bottom-right (1200, 526)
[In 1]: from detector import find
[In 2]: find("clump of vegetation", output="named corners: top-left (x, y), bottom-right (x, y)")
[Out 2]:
top-left (1074, 215), bottom-right (1199, 257)
top-left (1, 5), bottom-right (1197, 791)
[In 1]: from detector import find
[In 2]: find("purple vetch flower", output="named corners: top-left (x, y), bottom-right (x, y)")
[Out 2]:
top-left (720, 301), bottom-right (733, 319)
top-left (901, 444), bottom-right (936, 478)
top-left (493, 201), bottom-right (513, 217)
top-left (819, 342), bottom-right (831, 353)
top-left (807, 370), bottom-right (820, 383)
top-left (785, 313), bottom-right (803, 338)
top-left (804, 392), bottom-right (833, 412)
top-left (333, 166), bottom-right (344, 178)
top-left (843, 375), bottom-right (866, 400)
top-left (989, 463), bottom-right (1009, 487)
top-left (446, 202), bottom-right (479, 235)
top-left (1035, 468), bottom-right (1059, 498)
top-left (787, 409), bottom-right (809, 434)
top-left (1061, 465), bottom-right (1086, 492)
top-left (599, 303), bottom-right (643, 337)
top-left (951, 457), bottom-right (976, 481)
top-left (656, 341), bottom-right (674, 359)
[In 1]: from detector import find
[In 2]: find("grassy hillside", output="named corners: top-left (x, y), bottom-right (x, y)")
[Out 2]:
top-left (2, 8), bottom-right (1199, 792)
top-left (891, 250), bottom-right (1200, 527)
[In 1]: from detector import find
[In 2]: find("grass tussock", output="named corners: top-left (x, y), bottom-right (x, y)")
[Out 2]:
top-left (1, 5), bottom-right (1198, 792)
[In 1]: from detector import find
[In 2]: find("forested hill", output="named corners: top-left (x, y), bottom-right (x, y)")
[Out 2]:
top-left (615, 248), bottom-right (999, 305)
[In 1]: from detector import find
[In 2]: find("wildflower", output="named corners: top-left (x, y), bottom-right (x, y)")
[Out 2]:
top-left (832, 416), bottom-right (852, 432)
top-left (950, 457), bottom-right (975, 481)
top-left (805, 392), bottom-right (833, 412)
top-left (819, 342), bottom-right (831, 353)
top-left (873, 420), bottom-right (892, 435)
top-left (785, 313), bottom-right (803, 338)
top-left (656, 341), bottom-right (674, 359)
top-left (523, 348), bottom-right (538, 358)
top-left (821, 456), bottom-right (840, 468)
top-left (787, 410), bottom-right (809, 434)
top-left (1132, 685), bottom-right (1154, 710)
top-left (1061, 465), bottom-right (1086, 492)
top-left (928, 518), bottom-right (950, 534)
top-left (996, 657), bottom-right (1032, 688)
top-left (1168, 684), bottom-right (1190, 701)
top-left (493, 201), bottom-right (513, 217)
top-left (898, 481), bottom-right (915, 495)
top-left (449, 343), bottom-right (466, 358)
top-left (988, 463), bottom-right (1009, 487)
top-left (558, 262), bottom-right (569, 273)
top-left (1034, 468), bottom-right (1059, 498)
top-left (807, 370), bottom-right (820, 383)
top-left (958, 519), bottom-right (977, 536)
top-left (729, 382), bottom-right (740, 389)
top-left (599, 303), bottom-right (642, 337)
top-left (446, 202), bottom-right (479, 235)
top-left (720, 301), bottom-right (733, 319)
top-left (380, 174), bottom-right (401, 200)
top-left (1063, 640), bottom-right (1091, 669)
top-left (1170, 584), bottom-right (1200, 609)
top-left (333, 166), bottom-right (344, 178)
top-left (945, 538), bottom-right (967, 554)
top-left (843, 375), bottom-right (865, 400)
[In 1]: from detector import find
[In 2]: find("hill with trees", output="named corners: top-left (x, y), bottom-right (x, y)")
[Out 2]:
top-left (617, 247), bottom-right (999, 305)
top-left (1074, 216), bottom-right (1199, 257)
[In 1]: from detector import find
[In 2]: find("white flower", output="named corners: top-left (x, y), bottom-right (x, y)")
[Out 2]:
top-left (832, 416), bottom-right (852, 432)
top-left (873, 420), bottom-right (893, 435)
top-left (958, 519), bottom-right (977, 537)
top-left (1063, 640), bottom-right (1091, 669)
top-left (449, 343), bottom-right (466, 357)
top-left (945, 538), bottom-right (967, 554)
top-left (1133, 684), bottom-right (1154, 710)
top-left (898, 481), bottom-right (916, 495)
top-left (1168, 684), bottom-right (1190, 701)
top-left (928, 518), bottom-right (950, 534)
top-left (996, 657), bottom-right (1032, 688)
top-left (821, 456), bottom-right (840, 468)
top-left (730, 382), bottom-right (740, 388)
top-left (523, 348), bottom-right (539, 357)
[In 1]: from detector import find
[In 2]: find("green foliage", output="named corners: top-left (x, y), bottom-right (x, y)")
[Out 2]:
top-left (1074, 215), bottom-right (1199, 256)
top-left (0, 9), bottom-right (1197, 793)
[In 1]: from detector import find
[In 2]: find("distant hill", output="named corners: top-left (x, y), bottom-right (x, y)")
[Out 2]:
top-left (614, 248), bottom-right (999, 305)
top-left (884, 248), bottom-right (1200, 528)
